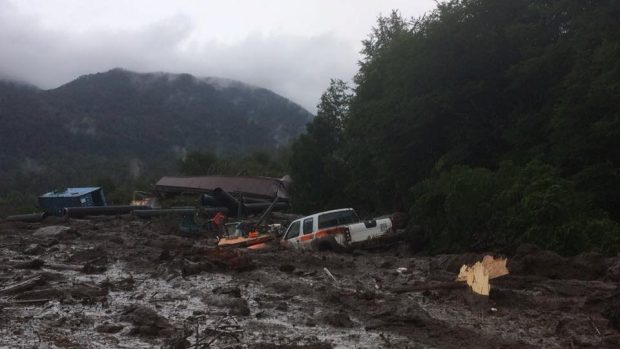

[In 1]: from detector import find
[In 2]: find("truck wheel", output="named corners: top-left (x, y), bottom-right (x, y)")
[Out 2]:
top-left (318, 241), bottom-right (333, 251)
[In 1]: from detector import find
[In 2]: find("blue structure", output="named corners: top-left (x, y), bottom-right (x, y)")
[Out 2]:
top-left (38, 187), bottom-right (107, 216)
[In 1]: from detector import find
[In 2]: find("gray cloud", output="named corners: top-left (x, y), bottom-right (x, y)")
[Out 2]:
top-left (0, 1), bottom-right (432, 112)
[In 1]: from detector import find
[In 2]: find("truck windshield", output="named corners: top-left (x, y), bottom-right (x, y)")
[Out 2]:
top-left (318, 210), bottom-right (360, 229)
top-left (284, 221), bottom-right (301, 239)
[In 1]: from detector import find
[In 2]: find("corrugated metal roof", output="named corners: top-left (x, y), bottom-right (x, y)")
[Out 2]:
top-left (40, 187), bottom-right (102, 198)
top-left (155, 176), bottom-right (290, 200)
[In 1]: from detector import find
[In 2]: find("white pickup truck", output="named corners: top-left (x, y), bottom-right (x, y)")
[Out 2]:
top-left (280, 208), bottom-right (393, 251)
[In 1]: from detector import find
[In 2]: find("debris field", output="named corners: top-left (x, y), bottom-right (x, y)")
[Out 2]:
top-left (1, 216), bottom-right (620, 348)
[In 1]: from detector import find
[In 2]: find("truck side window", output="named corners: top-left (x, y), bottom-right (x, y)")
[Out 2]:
top-left (318, 210), bottom-right (359, 229)
top-left (285, 221), bottom-right (300, 239)
top-left (318, 212), bottom-right (339, 229)
top-left (337, 210), bottom-right (359, 225)
top-left (302, 218), bottom-right (314, 235)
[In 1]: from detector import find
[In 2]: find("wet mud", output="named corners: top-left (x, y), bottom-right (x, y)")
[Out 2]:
top-left (1, 217), bottom-right (619, 348)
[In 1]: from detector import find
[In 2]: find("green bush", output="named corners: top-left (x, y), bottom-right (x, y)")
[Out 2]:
top-left (408, 161), bottom-right (620, 256)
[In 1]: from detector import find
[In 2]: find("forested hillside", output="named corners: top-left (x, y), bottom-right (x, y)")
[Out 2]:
top-left (0, 69), bottom-right (311, 203)
top-left (290, 0), bottom-right (620, 255)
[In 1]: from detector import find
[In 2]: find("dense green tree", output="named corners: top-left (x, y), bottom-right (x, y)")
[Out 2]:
top-left (289, 79), bottom-right (352, 213)
top-left (178, 151), bottom-right (219, 175)
top-left (409, 161), bottom-right (619, 255)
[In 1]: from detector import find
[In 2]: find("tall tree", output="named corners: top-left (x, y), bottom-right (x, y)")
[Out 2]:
top-left (289, 79), bottom-right (352, 213)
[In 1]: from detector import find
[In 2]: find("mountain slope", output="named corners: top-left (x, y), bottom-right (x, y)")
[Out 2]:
top-left (0, 69), bottom-right (312, 194)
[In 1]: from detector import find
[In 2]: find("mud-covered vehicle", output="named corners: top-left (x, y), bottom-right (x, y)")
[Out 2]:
top-left (280, 208), bottom-right (393, 251)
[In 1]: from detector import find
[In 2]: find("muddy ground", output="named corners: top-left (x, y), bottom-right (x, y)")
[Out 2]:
top-left (1, 216), bottom-right (620, 348)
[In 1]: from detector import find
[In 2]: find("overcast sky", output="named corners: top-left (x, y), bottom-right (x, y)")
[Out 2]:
top-left (0, 0), bottom-right (436, 112)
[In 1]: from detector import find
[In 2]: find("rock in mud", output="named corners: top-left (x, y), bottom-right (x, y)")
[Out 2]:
top-left (66, 246), bottom-right (107, 263)
top-left (228, 298), bottom-right (251, 316)
top-left (204, 295), bottom-right (251, 316)
top-left (33, 226), bottom-right (79, 240)
top-left (121, 304), bottom-right (175, 337)
top-left (24, 244), bottom-right (44, 255)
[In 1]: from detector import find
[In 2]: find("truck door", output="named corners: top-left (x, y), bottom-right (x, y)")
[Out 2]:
top-left (282, 221), bottom-right (301, 249)
top-left (297, 217), bottom-right (315, 249)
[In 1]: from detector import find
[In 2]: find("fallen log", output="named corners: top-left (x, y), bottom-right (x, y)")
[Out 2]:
top-left (14, 285), bottom-right (108, 301)
top-left (64, 205), bottom-right (150, 218)
top-left (10, 257), bottom-right (106, 273)
top-left (0, 275), bottom-right (45, 296)
top-left (12, 298), bottom-right (50, 305)
top-left (44, 263), bottom-right (83, 272)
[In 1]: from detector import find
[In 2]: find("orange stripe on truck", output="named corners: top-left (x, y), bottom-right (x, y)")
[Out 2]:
top-left (300, 234), bottom-right (314, 241)
top-left (315, 231), bottom-right (328, 238)
top-left (315, 227), bottom-right (347, 238)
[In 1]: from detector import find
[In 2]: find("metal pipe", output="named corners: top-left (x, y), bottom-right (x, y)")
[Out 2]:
top-left (64, 205), bottom-right (150, 218)
top-left (5, 212), bottom-right (47, 222)
top-left (133, 208), bottom-right (197, 218)
top-left (132, 202), bottom-right (288, 218)
top-left (255, 196), bottom-right (280, 226)
top-left (198, 207), bottom-right (230, 215)
top-left (244, 202), bottom-right (289, 214)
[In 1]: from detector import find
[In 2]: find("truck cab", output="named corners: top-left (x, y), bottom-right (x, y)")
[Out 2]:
top-left (281, 208), bottom-right (392, 250)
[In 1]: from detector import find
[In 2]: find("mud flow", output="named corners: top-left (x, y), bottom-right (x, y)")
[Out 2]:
top-left (1, 217), bottom-right (619, 348)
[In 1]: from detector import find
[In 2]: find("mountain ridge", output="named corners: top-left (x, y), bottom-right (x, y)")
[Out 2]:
top-left (0, 68), bottom-right (312, 195)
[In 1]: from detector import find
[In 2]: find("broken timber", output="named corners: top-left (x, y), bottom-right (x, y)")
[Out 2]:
top-left (456, 255), bottom-right (509, 296)
top-left (0, 275), bottom-right (45, 296)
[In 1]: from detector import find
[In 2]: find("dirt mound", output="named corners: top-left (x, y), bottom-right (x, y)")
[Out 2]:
top-left (509, 244), bottom-right (607, 280)
top-left (430, 253), bottom-right (487, 274)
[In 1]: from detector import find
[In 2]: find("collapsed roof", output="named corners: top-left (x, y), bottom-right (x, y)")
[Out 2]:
top-left (154, 175), bottom-right (291, 201)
